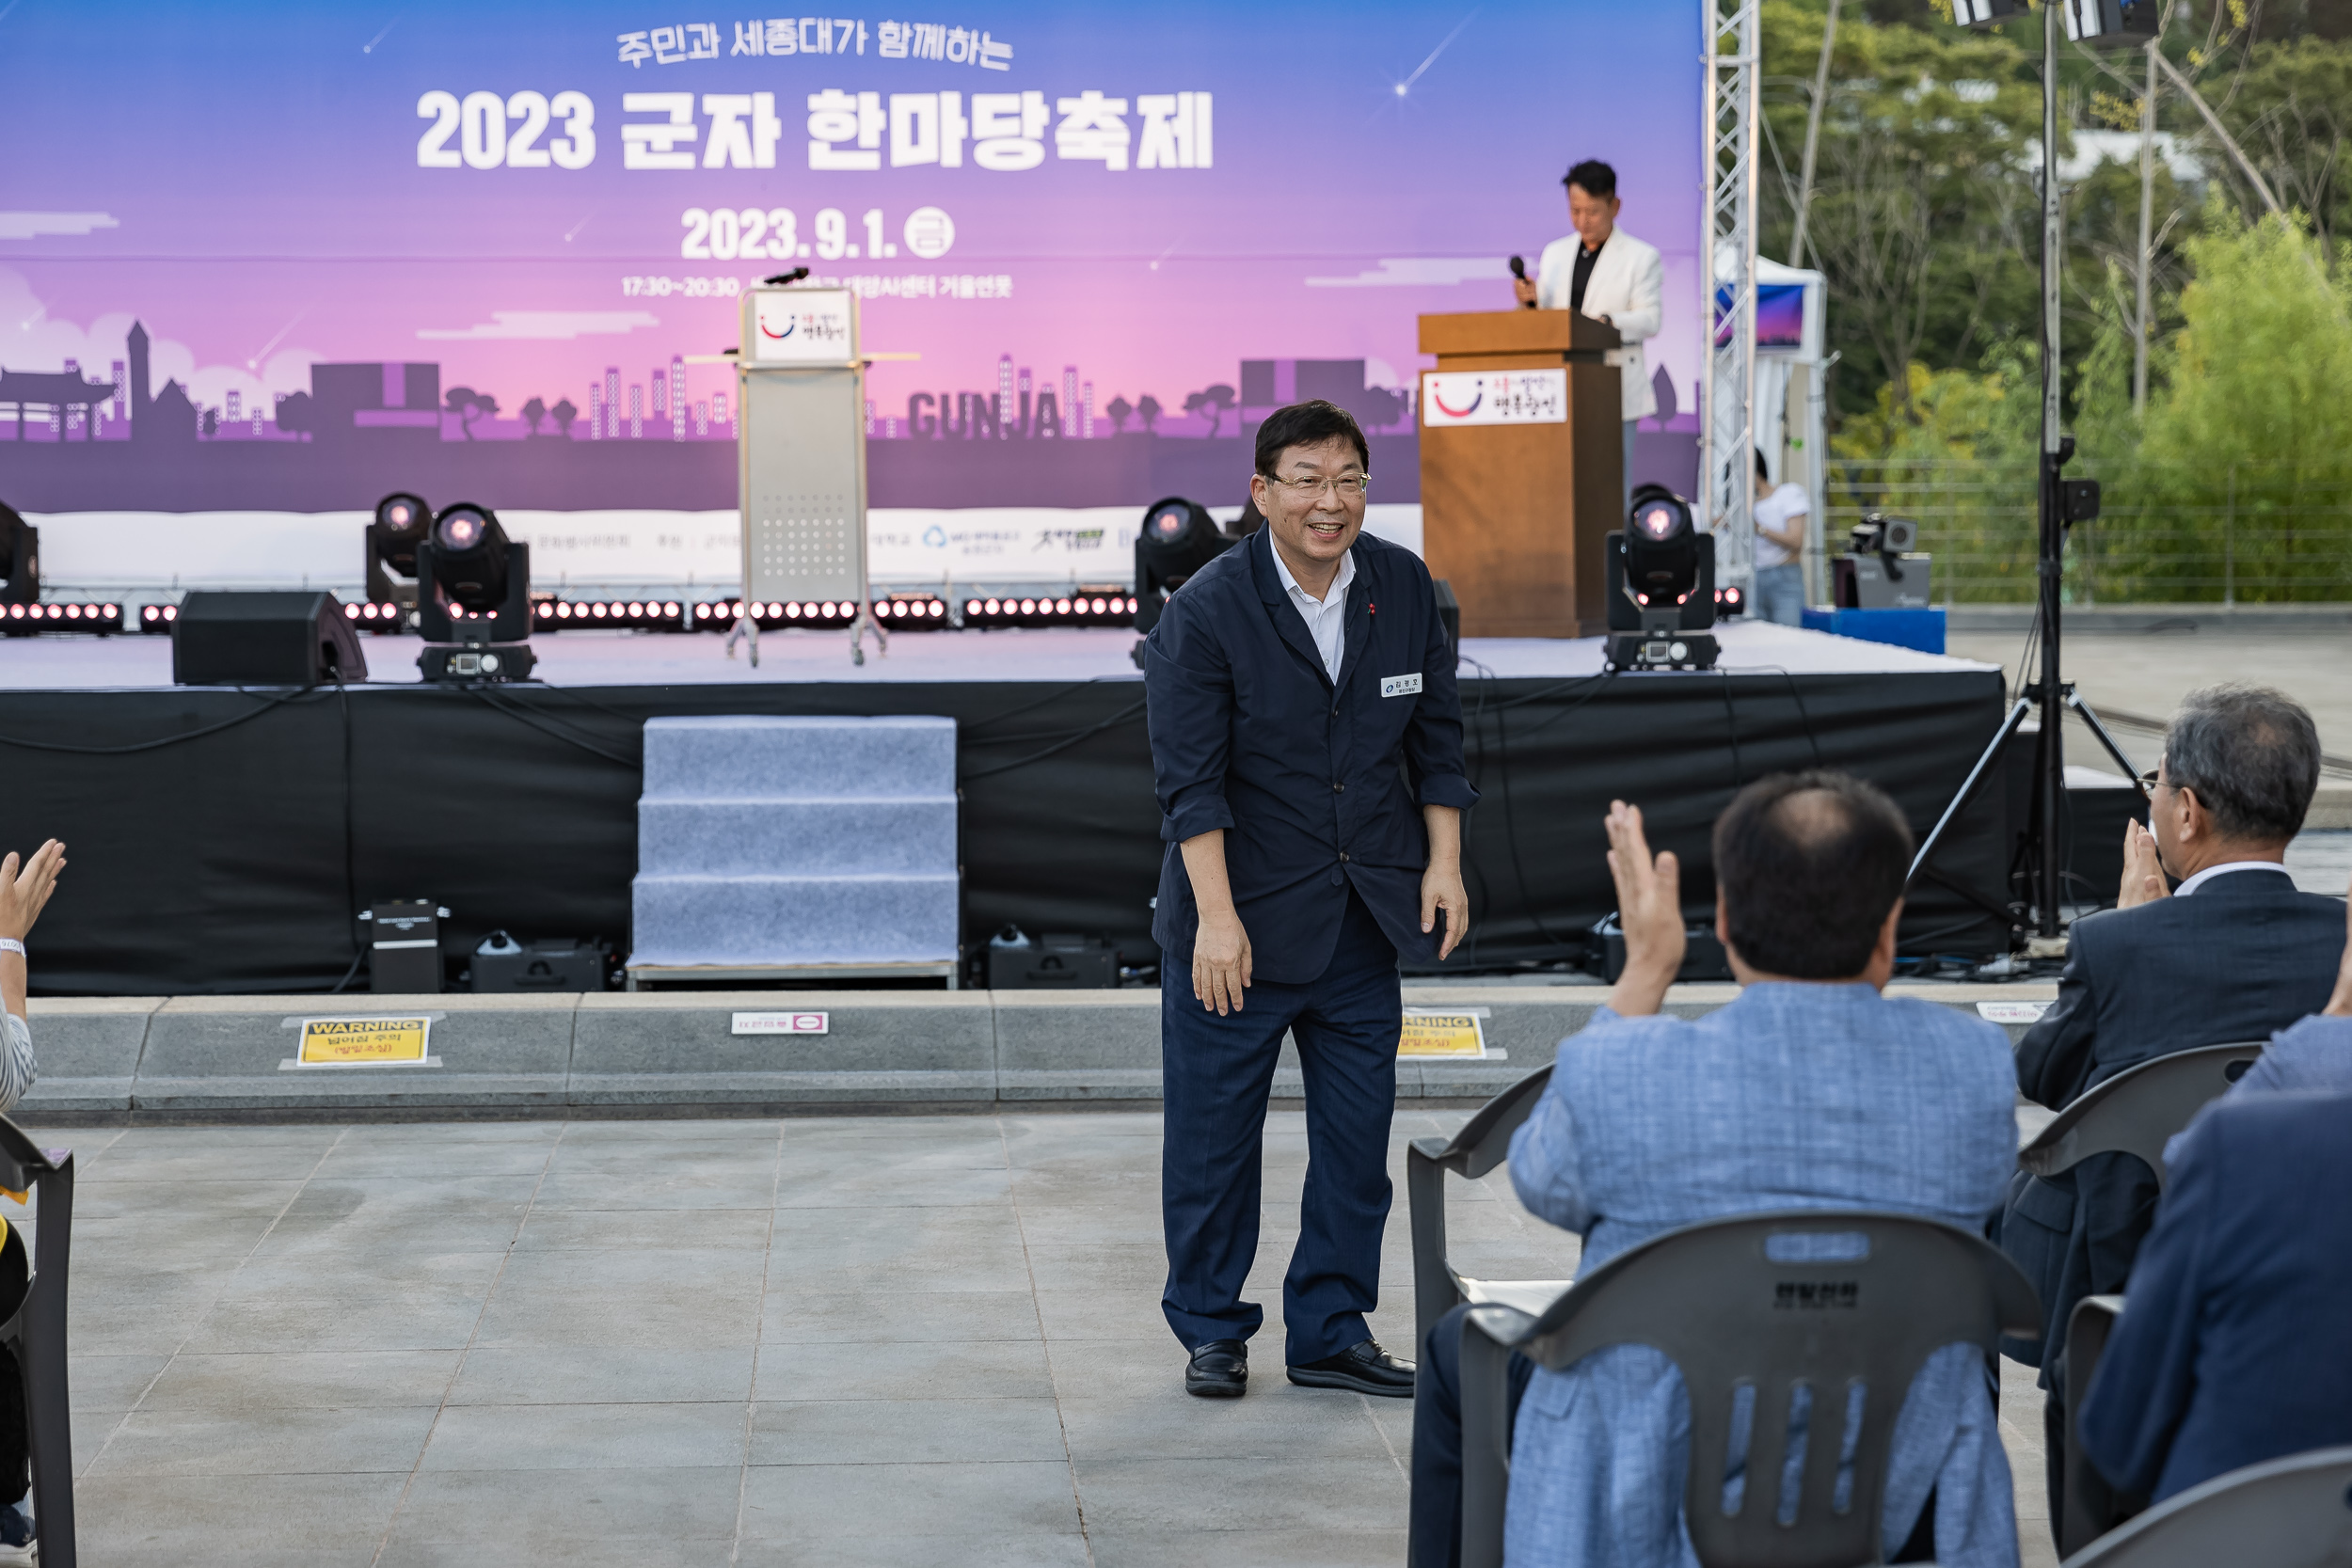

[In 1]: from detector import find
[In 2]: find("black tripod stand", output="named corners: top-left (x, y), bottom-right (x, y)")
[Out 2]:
top-left (1906, 436), bottom-right (2144, 959)
top-left (1904, 2), bottom-right (2146, 962)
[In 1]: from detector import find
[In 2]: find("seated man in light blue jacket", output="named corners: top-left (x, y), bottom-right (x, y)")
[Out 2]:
top-left (1409, 773), bottom-right (2019, 1568)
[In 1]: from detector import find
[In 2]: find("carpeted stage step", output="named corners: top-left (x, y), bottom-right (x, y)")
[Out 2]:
top-left (630, 715), bottom-right (959, 972)
top-left (629, 872), bottom-right (961, 966)
top-left (638, 798), bottom-right (958, 875)
top-left (642, 713), bottom-right (957, 798)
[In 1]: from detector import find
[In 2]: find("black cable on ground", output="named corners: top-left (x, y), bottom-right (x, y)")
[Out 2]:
top-left (961, 676), bottom-right (1136, 737)
top-left (465, 687), bottom-right (640, 767)
top-left (528, 679), bottom-right (665, 727)
top-left (331, 674), bottom-right (362, 994)
top-left (1719, 673), bottom-right (1743, 787)
top-left (1898, 914), bottom-right (2015, 955)
top-left (1454, 657), bottom-right (1501, 973)
top-left (0, 685), bottom-right (319, 754)
top-left (961, 698), bottom-right (1149, 783)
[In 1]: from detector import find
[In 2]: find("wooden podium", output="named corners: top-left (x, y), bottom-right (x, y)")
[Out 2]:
top-left (1417, 310), bottom-right (1626, 638)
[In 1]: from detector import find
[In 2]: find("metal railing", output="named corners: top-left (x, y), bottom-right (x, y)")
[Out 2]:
top-left (1823, 459), bottom-right (2352, 604)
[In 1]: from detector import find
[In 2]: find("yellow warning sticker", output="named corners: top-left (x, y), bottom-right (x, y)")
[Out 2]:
top-left (297, 1016), bottom-right (432, 1066)
top-left (1398, 1011), bottom-right (1486, 1058)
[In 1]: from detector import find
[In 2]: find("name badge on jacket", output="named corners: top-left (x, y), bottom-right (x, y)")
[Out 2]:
top-left (1380, 673), bottom-right (1423, 698)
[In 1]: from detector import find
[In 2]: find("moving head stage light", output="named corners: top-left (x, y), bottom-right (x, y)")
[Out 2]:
top-left (0, 501), bottom-right (39, 627)
top-left (416, 502), bottom-right (535, 682)
top-left (1605, 484), bottom-right (1718, 672)
top-left (366, 492), bottom-right (430, 623)
top-left (1133, 496), bottom-right (1234, 637)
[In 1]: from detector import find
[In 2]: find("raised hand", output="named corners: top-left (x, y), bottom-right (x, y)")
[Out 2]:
top-left (2117, 819), bottom-right (2168, 909)
top-left (1604, 801), bottom-right (1682, 1016)
top-left (0, 841), bottom-right (65, 943)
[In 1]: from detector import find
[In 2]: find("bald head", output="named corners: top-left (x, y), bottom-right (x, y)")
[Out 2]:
top-left (1712, 770), bottom-right (1915, 979)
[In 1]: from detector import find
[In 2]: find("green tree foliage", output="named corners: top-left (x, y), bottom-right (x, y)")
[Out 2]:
top-left (1759, 0), bottom-right (2044, 422)
top-left (2077, 214), bottom-right (2352, 601)
top-left (2215, 39), bottom-right (2352, 252)
top-left (1768, 5), bottom-right (2352, 600)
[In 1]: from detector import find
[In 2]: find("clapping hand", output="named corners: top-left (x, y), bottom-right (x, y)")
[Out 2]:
top-left (0, 841), bottom-right (64, 943)
top-left (1604, 801), bottom-right (1682, 1017)
top-left (2118, 819), bottom-right (2168, 909)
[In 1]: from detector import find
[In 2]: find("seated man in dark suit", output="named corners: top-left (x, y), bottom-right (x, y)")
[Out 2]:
top-left (2227, 873), bottom-right (2352, 1098)
top-left (2001, 683), bottom-right (2344, 1518)
top-left (2077, 1088), bottom-right (2352, 1500)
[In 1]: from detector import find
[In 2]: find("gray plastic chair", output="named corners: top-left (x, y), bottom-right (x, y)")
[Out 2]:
top-left (2019, 1042), bottom-right (2264, 1194)
top-left (1406, 1066), bottom-right (1565, 1355)
top-left (2061, 1294), bottom-right (2136, 1555)
top-left (0, 1118), bottom-right (73, 1568)
top-left (1457, 1210), bottom-right (2041, 1568)
top-left (2059, 1445), bottom-right (2352, 1567)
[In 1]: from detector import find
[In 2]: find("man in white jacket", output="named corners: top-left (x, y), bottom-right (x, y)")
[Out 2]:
top-left (1514, 160), bottom-right (1665, 511)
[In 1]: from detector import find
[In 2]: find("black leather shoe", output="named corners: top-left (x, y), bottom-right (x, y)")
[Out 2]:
top-left (1287, 1338), bottom-right (1416, 1397)
top-left (1185, 1339), bottom-right (1248, 1398)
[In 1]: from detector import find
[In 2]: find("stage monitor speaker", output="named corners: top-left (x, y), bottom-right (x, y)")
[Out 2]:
top-left (367, 899), bottom-right (444, 993)
top-left (171, 591), bottom-right (370, 686)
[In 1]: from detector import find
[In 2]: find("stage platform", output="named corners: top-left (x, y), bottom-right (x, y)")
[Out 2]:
top-left (3, 619), bottom-right (1980, 689)
top-left (0, 621), bottom-right (2016, 997)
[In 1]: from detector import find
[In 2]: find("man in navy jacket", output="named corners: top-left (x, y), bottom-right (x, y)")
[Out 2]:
top-left (1998, 684), bottom-right (2340, 1519)
top-left (1146, 399), bottom-right (1475, 1400)
top-left (2078, 1088), bottom-right (2352, 1501)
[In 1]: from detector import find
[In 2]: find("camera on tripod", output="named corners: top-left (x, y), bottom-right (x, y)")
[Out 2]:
top-left (1833, 512), bottom-right (1932, 610)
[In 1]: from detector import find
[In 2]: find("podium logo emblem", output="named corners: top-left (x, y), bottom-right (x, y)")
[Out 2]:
top-left (1419, 369), bottom-right (1567, 428)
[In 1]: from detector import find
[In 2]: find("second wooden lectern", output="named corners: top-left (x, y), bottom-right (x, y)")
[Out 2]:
top-left (1417, 310), bottom-right (1626, 638)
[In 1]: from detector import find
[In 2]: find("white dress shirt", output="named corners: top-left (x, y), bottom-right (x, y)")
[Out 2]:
top-left (2172, 860), bottom-right (2293, 897)
top-left (1270, 542), bottom-right (1354, 682)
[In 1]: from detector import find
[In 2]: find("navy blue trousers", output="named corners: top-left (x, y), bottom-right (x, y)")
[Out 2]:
top-left (1160, 889), bottom-right (1400, 1365)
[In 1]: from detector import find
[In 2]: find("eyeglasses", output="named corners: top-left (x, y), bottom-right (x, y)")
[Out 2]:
top-left (2137, 768), bottom-right (2166, 798)
top-left (1264, 473), bottom-right (1370, 501)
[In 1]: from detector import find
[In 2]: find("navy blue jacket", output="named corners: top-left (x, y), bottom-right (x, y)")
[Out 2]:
top-left (2079, 1089), bottom-right (2352, 1500)
top-left (1997, 868), bottom-right (2345, 1381)
top-left (1145, 527), bottom-right (1478, 982)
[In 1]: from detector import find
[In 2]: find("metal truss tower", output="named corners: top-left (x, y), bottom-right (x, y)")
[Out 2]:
top-left (1700, 0), bottom-right (1760, 593)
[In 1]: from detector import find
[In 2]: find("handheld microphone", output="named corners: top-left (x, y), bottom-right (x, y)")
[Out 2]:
top-left (1508, 255), bottom-right (1536, 309)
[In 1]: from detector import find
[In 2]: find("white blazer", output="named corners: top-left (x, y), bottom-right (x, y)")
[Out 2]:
top-left (1535, 226), bottom-right (1665, 420)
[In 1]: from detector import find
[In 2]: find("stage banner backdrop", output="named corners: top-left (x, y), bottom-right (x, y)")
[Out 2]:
top-left (0, 2), bottom-right (1702, 590)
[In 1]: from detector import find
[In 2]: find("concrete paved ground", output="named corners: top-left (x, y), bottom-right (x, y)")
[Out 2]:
top-left (25, 1111), bottom-right (2064, 1567)
top-left (1945, 626), bottom-right (2352, 770)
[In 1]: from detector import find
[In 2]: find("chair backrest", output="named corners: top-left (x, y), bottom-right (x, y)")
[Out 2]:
top-left (0, 1117), bottom-right (59, 1194)
top-left (2020, 1042), bottom-right (2264, 1194)
top-left (2062, 1294), bottom-right (2134, 1555)
top-left (2060, 1446), bottom-right (2352, 1568)
top-left (1406, 1065), bottom-right (1553, 1347)
top-left (1517, 1210), bottom-right (2042, 1568)
top-left (0, 1115), bottom-right (74, 1568)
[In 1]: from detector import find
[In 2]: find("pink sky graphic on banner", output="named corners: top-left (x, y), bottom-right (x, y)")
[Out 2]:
top-left (0, 1), bottom-right (1702, 508)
